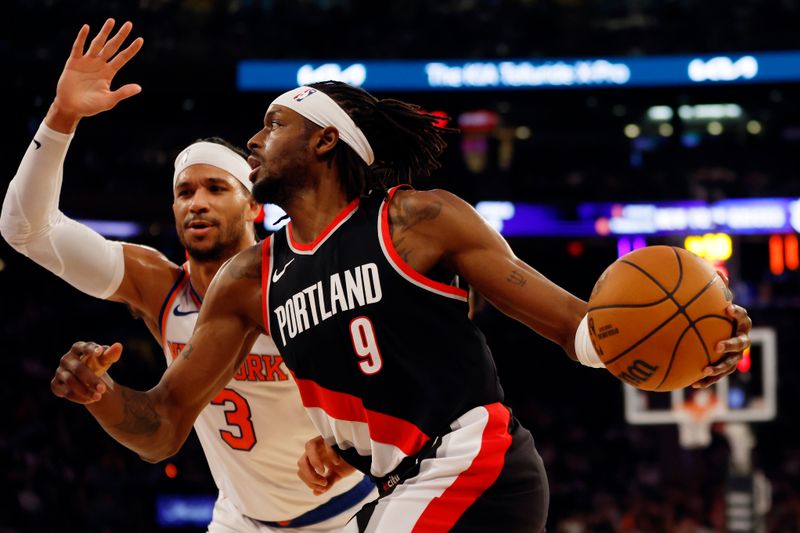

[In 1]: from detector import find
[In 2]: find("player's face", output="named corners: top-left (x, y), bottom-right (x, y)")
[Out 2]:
top-left (172, 165), bottom-right (257, 261)
top-left (247, 105), bottom-right (314, 207)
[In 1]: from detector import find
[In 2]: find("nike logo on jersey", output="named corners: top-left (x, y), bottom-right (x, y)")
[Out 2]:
top-left (272, 258), bottom-right (295, 283)
top-left (173, 305), bottom-right (199, 317)
top-left (33, 139), bottom-right (41, 150)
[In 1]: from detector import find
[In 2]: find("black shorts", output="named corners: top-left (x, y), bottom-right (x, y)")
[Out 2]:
top-left (347, 403), bottom-right (549, 532)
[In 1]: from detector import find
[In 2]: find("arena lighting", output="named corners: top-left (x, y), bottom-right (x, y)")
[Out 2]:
top-left (677, 104), bottom-right (743, 121)
top-left (75, 219), bottom-right (143, 238)
top-left (155, 495), bottom-right (215, 528)
top-left (617, 237), bottom-right (647, 258)
top-left (768, 234), bottom-right (799, 275)
top-left (624, 124), bottom-right (641, 139)
top-left (769, 235), bottom-right (784, 275)
top-left (737, 347), bottom-right (752, 373)
top-left (475, 201), bottom-right (516, 233)
top-left (684, 233), bottom-right (733, 262)
top-left (477, 197), bottom-right (800, 237)
top-left (658, 123), bottom-right (674, 137)
top-left (646, 106), bottom-right (674, 121)
top-left (297, 63), bottom-right (367, 86)
top-left (458, 110), bottom-right (499, 133)
top-left (785, 234), bottom-right (799, 270)
top-left (238, 51), bottom-right (800, 91)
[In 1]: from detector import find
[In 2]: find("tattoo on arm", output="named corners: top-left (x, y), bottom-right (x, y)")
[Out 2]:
top-left (391, 195), bottom-right (443, 233)
top-left (180, 343), bottom-right (193, 360)
top-left (389, 194), bottom-right (443, 262)
top-left (115, 388), bottom-right (161, 435)
top-left (393, 236), bottom-right (412, 263)
top-left (507, 270), bottom-right (528, 287)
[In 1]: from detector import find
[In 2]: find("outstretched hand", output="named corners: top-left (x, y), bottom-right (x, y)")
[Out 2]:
top-left (53, 19), bottom-right (143, 119)
top-left (51, 341), bottom-right (123, 404)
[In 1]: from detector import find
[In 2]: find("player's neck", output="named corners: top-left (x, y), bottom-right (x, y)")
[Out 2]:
top-left (284, 177), bottom-right (350, 245)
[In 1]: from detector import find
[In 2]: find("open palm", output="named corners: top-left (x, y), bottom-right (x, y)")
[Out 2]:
top-left (55, 19), bottom-right (143, 118)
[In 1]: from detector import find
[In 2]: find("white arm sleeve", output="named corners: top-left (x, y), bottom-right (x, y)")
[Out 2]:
top-left (0, 121), bottom-right (124, 299)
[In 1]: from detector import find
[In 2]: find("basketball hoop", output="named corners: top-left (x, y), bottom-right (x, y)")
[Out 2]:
top-left (676, 388), bottom-right (719, 449)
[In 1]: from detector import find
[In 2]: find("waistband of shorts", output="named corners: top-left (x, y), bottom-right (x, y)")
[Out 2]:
top-left (371, 403), bottom-right (513, 496)
top-left (253, 475), bottom-right (375, 528)
top-left (372, 434), bottom-right (445, 497)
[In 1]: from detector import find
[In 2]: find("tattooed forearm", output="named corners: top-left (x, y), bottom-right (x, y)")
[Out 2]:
top-left (180, 343), bottom-right (193, 360)
top-left (507, 270), bottom-right (528, 287)
top-left (115, 388), bottom-right (161, 435)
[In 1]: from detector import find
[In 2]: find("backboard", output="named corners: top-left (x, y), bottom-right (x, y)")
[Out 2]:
top-left (623, 327), bottom-right (777, 426)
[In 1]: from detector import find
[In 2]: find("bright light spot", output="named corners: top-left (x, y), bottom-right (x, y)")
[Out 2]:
top-left (746, 120), bottom-right (763, 135)
top-left (624, 124), bottom-right (641, 139)
top-left (647, 106), bottom-right (674, 121)
top-left (684, 233), bottom-right (733, 261)
top-left (165, 463), bottom-right (178, 479)
top-left (737, 347), bottom-right (752, 373)
top-left (658, 123), bottom-right (674, 137)
top-left (515, 126), bottom-right (532, 140)
top-left (707, 121), bottom-right (724, 135)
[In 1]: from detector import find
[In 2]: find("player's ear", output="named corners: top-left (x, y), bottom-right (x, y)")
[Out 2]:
top-left (313, 126), bottom-right (340, 158)
top-left (245, 198), bottom-right (261, 223)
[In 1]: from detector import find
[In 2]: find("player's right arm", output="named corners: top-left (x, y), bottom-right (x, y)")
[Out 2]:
top-left (0, 21), bottom-right (175, 320)
top-left (51, 245), bottom-right (265, 462)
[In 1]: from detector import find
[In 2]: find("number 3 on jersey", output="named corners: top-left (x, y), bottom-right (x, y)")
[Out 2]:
top-left (350, 316), bottom-right (383, 375)
top-left (211, 389), bottom-right (256, 451)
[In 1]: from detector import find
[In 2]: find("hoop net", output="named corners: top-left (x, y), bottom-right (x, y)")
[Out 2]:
top-left (676, 389), bottom-right (721, 449)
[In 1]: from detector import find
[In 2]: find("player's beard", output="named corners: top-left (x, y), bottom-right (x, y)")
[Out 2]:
top-left (252, 140), bottom-right (313, 208)
top-left (179, 216), bottom-right (247, 262)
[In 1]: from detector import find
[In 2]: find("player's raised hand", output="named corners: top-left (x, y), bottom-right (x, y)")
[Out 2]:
top-left (51, 341), bottom-right (123, 404)
top-left (297, 436), bottom-right (356, 495)
top-left (53, 19), bottom-right (143, 119)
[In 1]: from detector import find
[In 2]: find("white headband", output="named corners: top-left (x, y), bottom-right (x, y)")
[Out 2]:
top-left (173, 141), bottom-right (252, 192)
top-left (271, 86), bottom-right (375, 165)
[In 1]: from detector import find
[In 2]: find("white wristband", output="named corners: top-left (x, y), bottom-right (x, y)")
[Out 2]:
top-left (574, 314), bottom-right (605, 368)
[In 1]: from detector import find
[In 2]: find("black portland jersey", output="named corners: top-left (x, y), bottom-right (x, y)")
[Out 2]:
top-left (262, 186), bottom-right (504, 477)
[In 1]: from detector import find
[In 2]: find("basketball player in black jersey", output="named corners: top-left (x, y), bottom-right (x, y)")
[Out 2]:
top-left (57, 81), bottom-right (752, 532)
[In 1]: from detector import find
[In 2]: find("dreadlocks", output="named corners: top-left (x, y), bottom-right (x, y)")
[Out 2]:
top-left (308, 81), bottom-right (452, 199)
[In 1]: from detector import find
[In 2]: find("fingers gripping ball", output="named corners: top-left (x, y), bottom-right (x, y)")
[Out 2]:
top-left (588, 246), bottom-right (735, 391)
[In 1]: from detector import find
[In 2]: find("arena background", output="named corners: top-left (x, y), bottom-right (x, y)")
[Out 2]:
top-left (1, 1), bottom-right (799, 531)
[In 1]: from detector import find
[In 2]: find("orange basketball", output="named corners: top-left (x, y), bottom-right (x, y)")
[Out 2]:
top-left (587, 246), bottom-right (735, 391)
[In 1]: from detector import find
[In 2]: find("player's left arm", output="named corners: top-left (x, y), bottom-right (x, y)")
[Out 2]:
top-left (393, 188), bottom-right (753, 378)
top-left (390, 188), bottom-right (586, 360)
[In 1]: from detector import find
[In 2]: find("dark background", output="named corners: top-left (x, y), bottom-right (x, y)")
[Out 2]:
top-left (2, 1), bottom-right (799, 532)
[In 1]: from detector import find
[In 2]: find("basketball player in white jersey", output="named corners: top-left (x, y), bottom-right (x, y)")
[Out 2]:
top-left (0, 19), bottom-right (374, 531)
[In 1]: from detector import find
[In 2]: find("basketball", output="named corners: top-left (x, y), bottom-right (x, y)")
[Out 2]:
top-left (587, 246), bottom-right (735, 391)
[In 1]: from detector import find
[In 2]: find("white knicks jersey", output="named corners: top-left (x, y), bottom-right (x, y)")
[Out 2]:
top-left (160, 264), bottom-right (364, 522)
